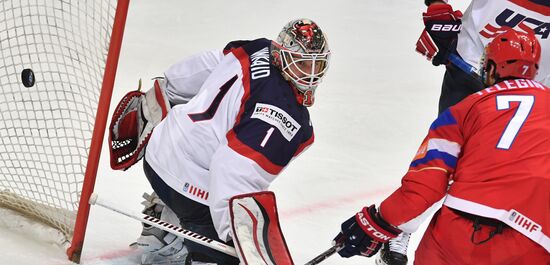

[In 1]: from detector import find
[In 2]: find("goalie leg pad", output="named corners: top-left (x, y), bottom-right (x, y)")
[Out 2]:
top-left (229, 191), bottom-right (294, 265)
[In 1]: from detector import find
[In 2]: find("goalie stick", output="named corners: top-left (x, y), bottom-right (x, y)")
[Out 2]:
top-left (89, 193), bottom-right (238, 257)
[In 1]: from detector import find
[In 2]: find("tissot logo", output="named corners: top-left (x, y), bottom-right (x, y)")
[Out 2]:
top-left (251, 103), bottom-right (300, 141)
top-left (480, 9), bottom-right (550, 39)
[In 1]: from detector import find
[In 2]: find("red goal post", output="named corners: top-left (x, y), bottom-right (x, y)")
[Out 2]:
top-left (68, 0), bottom-right (131, 262)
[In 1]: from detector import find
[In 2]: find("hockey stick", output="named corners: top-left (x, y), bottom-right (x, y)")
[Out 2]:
top-left (448, 53), bottom-right (482, 82)
top-left (303, 245), bottom-right (342, 265)
top-left (89, 193), bottom-right (238, 258)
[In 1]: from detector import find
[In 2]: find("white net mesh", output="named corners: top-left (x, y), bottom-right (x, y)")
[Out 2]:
top-left (0, 0), bottom-right (118, 242)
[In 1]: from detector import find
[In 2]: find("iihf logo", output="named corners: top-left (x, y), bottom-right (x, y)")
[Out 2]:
top-left (480, 9), bottom-right (550, 39)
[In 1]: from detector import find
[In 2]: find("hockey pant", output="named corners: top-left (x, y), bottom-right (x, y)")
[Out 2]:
top-left (143, 159), bottom-right (240, 265)
top-left (415, 206), bottom-right (549, 265)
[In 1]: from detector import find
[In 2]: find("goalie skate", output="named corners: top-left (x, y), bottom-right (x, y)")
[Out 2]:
top-left (134, 227), bottom-right (188, 265)
top-left (131, 192), bottom-right (188, 265)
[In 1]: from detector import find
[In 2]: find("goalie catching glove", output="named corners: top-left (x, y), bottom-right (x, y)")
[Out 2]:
top-left (334, 205), bottom-right (401, 258)
top-left (415, 3), bottom-right (462, 66)
top-left (109, 79), bottom-right (171, 170)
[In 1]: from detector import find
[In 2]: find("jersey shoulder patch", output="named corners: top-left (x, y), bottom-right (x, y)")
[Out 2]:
top-left (251, 103), bottom-right (301, 141)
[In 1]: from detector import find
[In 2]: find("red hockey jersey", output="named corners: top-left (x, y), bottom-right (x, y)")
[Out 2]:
top-left (380, 79), bottom-right (550, 252)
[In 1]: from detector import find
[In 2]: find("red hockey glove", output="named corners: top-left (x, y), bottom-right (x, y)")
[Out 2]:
top-left (333, 205), bottom-right (401, 258)
top-left (109, 79), bottom-right (171, 170)
top-left (415, 4), bottom-right (462, 66)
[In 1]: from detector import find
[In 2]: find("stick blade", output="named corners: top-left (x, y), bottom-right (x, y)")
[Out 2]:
top-left (229, 191), bottom-right (294, 265)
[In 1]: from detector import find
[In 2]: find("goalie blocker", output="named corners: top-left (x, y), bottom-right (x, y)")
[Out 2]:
top-left (109, 79), bottom-right (171, 170)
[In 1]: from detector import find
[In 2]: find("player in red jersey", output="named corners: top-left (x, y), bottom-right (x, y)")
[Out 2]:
top-left (334, 29), bottom-right (549, 265)
top-left (382, 1), bottom-right (550, 263)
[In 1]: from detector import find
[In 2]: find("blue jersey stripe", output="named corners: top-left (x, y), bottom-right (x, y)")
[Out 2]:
top-left (430, 109), bottom-right (458, 130)
top-left (410, 149), bottom-right (457, 169)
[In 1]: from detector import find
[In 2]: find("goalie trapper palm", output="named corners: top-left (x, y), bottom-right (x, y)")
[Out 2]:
top-left (109, 80), bottom-right (171, 170)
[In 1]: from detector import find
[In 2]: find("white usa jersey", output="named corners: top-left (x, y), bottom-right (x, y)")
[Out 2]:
top-left (456, 0), bottom-right (550, 85)
top-left (145, 38), bottom-right (314, 241)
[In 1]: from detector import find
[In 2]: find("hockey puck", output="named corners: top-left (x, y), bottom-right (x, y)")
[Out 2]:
top-left (21, 68), bottom-right (35, 87)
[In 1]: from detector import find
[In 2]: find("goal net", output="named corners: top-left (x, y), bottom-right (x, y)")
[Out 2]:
top-left (0, 0), bottom-right (129, 261)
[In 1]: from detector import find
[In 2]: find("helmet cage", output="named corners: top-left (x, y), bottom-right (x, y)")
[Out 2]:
top-left (273, 18), bottom-right (331, 94)
top-left (278, 46), bottom-right (330, 92)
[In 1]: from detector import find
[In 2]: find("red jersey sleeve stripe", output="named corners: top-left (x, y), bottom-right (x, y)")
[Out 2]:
top-left (227, 130), bottom-right (283, 175)
top-left (294, 132), bottom-right (314, 157)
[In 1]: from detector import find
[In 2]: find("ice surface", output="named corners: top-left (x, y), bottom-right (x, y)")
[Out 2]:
top-left (0, 0), bottom-right (470, 264)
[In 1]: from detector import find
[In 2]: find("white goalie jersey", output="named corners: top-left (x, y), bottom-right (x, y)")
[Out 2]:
top-left (145, 39), bottom-right (314, 241)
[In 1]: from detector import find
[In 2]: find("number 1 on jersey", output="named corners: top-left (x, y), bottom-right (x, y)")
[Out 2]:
top-left (260, 127), bottom-right (275, 147)
top-left (496, 95), bottom-right (534, 150)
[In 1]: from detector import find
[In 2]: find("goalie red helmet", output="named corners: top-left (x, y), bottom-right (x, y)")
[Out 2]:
top-left (272, 18), bottom-right (331, 106)
top-left (482, 29), bottom-right (541, 83)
